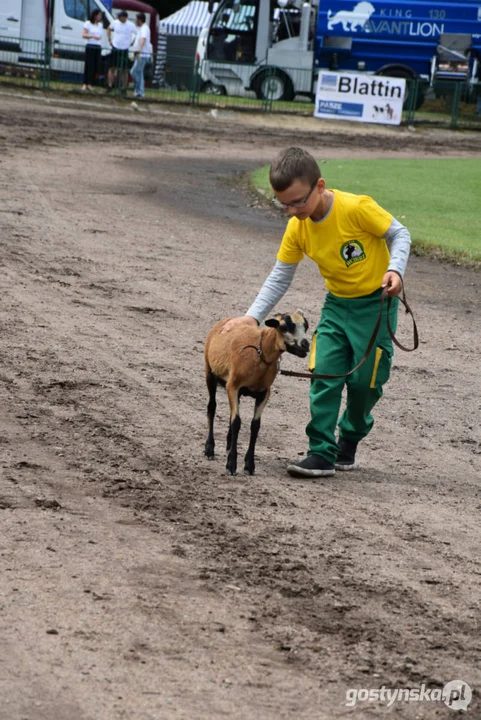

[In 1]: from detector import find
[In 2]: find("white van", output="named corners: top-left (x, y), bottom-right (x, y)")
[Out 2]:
top-left (0, 0), bottom-right (114, 74)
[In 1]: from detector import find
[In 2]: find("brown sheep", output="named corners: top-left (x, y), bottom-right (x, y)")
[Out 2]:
top-left (204, 311), bottom-right (310, 475)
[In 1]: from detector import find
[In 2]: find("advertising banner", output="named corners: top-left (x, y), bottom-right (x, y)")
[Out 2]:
top-left (314, 71), bottom-right (405, 125)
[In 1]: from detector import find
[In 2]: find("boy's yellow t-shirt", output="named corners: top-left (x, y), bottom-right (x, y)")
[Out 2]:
top-left (276, 189), bottom-right (392, 298)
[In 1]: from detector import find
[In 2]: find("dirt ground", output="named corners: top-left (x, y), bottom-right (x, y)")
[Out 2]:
top-left (0, 90), bottom-right (480, 720)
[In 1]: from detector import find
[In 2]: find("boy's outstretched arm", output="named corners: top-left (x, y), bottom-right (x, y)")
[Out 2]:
top-left (221, 260), bottom-right (298, 333)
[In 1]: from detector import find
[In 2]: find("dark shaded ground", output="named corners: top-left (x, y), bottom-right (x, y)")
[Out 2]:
top-left (0, 91), bottom-right (480, 719)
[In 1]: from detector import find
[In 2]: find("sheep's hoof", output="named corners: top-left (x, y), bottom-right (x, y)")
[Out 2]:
top-left (226, 469), bottom-right (237, 476)
top-left (204, 443), bottom-right (215, 459)
top-left (244, 466), bottom-right (255, 476)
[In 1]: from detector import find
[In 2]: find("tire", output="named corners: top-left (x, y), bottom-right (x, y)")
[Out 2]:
top-left (375, 65), bottom-right (425, 111)
top-left (253, 69), bottom-right (294, 102)
top-left (202, 81), bottom-right (226, 96)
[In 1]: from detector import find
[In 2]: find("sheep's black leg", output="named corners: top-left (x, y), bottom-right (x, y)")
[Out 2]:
top-left (226, 415), bottom-right (241, 475)
top-left (226, 393), bottom-right (241, 451)
top-left (244, 389), bottom-right (269, 476)
top-left (226, 385), bottom-right (240, 476)
top-left (205, 371), bottom-right (218, 459)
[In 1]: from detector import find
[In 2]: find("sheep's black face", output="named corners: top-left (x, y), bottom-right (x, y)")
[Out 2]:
top-left (266, 311), bottom-right (310, 358)
top-left (286, 338), bottom-right (310, 358)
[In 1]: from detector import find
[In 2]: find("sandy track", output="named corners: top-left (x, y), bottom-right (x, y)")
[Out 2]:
top-left (0, 91), bottom-right (480, 719)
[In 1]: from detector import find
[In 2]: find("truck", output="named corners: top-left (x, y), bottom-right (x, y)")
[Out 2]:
top-left (195, 0), bottom-right (481, 108)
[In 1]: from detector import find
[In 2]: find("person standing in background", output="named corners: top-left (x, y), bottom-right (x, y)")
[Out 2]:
top-left (106, 10), bottom-right (136, 97)
top-left (131, 13), bottom-right (153, 99)
top-left (81, 9), bottom-right (104, 92)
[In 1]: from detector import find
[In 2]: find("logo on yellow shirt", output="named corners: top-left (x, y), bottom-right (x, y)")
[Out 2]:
top-left (340, 240), bottom-right (366, 267)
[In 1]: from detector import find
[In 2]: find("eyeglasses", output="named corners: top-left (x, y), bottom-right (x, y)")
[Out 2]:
top-left (273, 180), bottom-right (318, 210)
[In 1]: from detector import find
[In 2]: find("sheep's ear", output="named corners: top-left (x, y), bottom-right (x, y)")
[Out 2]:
top-left (265, 318), bottom-right (279, 328)
top-left (295, 308), bottom-right (309, 332)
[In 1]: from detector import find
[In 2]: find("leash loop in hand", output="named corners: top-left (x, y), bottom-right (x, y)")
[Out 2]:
top-left (280, 286), bottom-right (419, 381)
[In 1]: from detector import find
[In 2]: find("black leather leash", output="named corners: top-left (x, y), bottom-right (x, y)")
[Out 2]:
top-left (280, 286), bottom-right (419, 381)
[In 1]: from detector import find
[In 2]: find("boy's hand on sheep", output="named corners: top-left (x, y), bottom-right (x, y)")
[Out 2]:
top-left (221, 316), bottom-right (259, 334)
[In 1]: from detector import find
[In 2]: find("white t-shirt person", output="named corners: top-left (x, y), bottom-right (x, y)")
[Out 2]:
top-left (110, 18), bottom-right (136, 50)
top-left (83, 20), bottom-right (103, 46)
top-left (132, 23), bottom-right (152, 56)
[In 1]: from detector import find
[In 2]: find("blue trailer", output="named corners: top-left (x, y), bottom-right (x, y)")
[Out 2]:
top-left (196, 0), bottom-right (481, 106)
top-left (316, 1), bottom-right (481, 107)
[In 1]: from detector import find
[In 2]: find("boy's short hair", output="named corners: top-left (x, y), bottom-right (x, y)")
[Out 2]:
top-left (270, 147), bottom-right (321, 192)
top-left (136, 12), bottom-right (146, 23)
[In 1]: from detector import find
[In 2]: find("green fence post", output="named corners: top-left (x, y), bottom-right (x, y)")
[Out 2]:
top-left (413, 78), bottom-right (420, 123)
top-left (405, 78), bottom-right (416, 125)
top-left (450, 81), bottom-right (462, 128)
top-left (261, 66), bottom-right (273, 113)
top-left (190, 59), bottom-right (200, 105)
top-left (41, 41), bottom-right (50, 90)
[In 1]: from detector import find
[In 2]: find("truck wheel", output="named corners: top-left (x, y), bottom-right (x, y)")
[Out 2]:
top-left (375, 65), bottom-right (425, 111)
top-left (253, 69), bottom-right (294, 102)
top-left (202, 81), bottom-right (226, 96)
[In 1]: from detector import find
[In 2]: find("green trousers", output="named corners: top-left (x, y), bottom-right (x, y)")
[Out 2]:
top-left (307, 288), bottom-right (398, 463)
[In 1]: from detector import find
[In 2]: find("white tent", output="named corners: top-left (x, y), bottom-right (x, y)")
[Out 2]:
top-left (159, 1), bottom-right (215, 37)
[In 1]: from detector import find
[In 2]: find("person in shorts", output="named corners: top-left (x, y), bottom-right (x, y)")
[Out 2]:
top-left (106, 10), bottom-right (136, 96)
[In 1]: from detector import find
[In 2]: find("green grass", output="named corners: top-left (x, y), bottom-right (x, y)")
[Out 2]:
top-left (251, 159), bottom-right (481, 265)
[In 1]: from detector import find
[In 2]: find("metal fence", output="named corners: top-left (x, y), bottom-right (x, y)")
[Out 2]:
top-left (0, 36), bottom-right (48, 89)
top-left (404, 77), bottom-right (481, 129)
top-left (1, 36), bottom-right (480, 130)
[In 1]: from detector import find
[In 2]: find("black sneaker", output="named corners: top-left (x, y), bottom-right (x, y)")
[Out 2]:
top-left (105, 86), bottom-right (112, 94)
top-left (335, 437), bottom-right (358, 471)
top-left (287, 454), bottom-right (335, 478)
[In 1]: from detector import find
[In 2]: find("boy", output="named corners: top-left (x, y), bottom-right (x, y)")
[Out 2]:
top-left (223, 147), bottom-right (411, 478)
